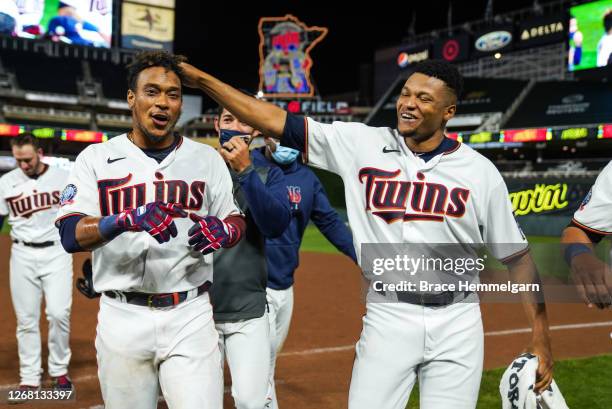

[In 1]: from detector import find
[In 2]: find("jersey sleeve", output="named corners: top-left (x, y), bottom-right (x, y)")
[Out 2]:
top-left (304, 117), bottom-right (359, 176)
top-left (56, 147), bottom-right (100, 224)
top-left (483, 179), bottom-right (529, 262)
top-left (206, 152), bottom-right (241, 220)
top-left (0, 178), bottom-right (8, 216)
top-left (572, 161), bottom-right (612, 235)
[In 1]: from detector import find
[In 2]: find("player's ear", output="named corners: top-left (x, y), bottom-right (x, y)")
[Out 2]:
top-left (213, 117), bottom-right (220, 134)
top-left (127, 89), bottom-right (135, 110)
top-left (443, 104), bottom-right (456, 121)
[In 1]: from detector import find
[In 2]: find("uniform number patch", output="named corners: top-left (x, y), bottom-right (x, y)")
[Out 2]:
top-left (60, 184), bottom-right (78, 206)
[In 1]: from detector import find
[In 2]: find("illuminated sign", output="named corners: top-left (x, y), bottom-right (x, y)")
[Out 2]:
top-left (434, 33), bottom-right (469, 62)
top-left (500, 128), bottom-right (551, 143)
top-left (509, 184), bottom-right (569, 216)
top-left (560, 127), bottom-right (588, 140)
top-left (396, 47), bottom-right (429, 68)
top-left (258, 15), bottom-right (328, 98)
top-left (467, 132), bottom-right (493, 144)
top-left (32, 128), bottom-right (56, 139)
top-left (273, 100), bottom-right (349, 114)
top-left (61, 130), bottom-right (108, 143)
top-left (475, 30), bottom-right (513, 52)
top-left (597, 124), bottom-right (612, 139)
top-left (0, 124), bottom-right (23, 137)
top-left (517, 16), bottom-right (565, 48)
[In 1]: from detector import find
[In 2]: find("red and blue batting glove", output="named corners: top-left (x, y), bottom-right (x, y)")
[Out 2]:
top-left (99, 202), bottom-right (187, 243)
top-left (188, 213), bottom-right (238, 255)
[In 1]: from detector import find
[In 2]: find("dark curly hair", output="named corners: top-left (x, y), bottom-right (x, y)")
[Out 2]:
top-left (605, 10), bottom-right (612, 33)
top-left (411, 59), bottom-right (464, 99)
top-left (126, 51), bottom-right (188, 92)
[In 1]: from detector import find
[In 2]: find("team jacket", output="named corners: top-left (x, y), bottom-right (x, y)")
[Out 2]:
top-left (210, 154), bottom-right (291, 322)
top-left (252, 148), bottom-right (356, 290)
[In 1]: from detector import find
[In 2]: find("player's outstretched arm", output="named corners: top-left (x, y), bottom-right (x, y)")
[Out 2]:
top-left (506, 251), bottom-right (553, 394)
top-left (561, 226), bottom-right (612, 309)
top-left (180, 63), bottom-right (287, 139)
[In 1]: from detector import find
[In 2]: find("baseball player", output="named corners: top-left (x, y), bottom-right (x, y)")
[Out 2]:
top-left (180, 59), bottom-right (553, 409)
top-left (211, 106), bottom-right (291, 409)
top-left (0, 133), bottom-right (73, 394)
top-left (561, 162), bottom-right (612, 309)
top-left (252, 137), bottom-right (356, 408)
top-left (56, 51), bottom-right (245, 409)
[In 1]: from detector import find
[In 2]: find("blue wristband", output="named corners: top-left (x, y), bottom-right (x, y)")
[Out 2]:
top-left (98, 214), bottom-right (125, 241)
top-left (564, 243), bottom-right (592, 265)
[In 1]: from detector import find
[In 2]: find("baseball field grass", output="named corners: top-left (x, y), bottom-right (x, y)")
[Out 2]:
top-left (405, 354), bottom-right (612, 409)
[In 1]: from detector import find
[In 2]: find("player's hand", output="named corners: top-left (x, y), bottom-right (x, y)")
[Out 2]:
top-left (188, 213), bottom-right (237, 255)
top-left (178, 62), bottom-right (204, 88)
top-left (570, 252), bottom-right (612, 309)
top-left (525, 335), bottom-right (554, 395)
top-left (219, 136), bottom-right (252, 173)
top-left (118, 202), bottom-right (187, 244)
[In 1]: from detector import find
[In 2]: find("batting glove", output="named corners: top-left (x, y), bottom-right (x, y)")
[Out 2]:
top-left (99, 202), bottom-right (187, 243)
top-left (188, 213), bottom-right (238, 255)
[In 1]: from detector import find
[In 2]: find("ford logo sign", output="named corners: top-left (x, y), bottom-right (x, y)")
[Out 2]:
top-left (475, 31), bottom-right (513, 52)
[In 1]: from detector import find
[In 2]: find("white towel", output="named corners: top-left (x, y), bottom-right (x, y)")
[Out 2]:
top-left (499, 353), bottom-right (569, 409)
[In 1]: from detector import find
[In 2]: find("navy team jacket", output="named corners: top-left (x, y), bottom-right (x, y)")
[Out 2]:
top-left (251, 148), bottom-right (356, 290)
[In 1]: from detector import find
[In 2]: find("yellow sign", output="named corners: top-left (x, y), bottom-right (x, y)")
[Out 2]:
top-left (509, 184), bottom-right (568, 216)
top-left (122, 2), bottom-right (175, 50)
top-left (560, 128), bottom-right (588, 140)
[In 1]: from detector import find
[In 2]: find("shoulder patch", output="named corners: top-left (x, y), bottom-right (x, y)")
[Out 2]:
top-left (579, 188), bottom-right (592, 211)
top-left (60, 184), bottom-right (78, 206)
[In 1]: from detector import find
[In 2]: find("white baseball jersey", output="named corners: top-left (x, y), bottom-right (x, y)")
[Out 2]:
top-left (0, 165), bottom-right (68, 243)
top-left (56, 134), bottom-right (240, 293)
top-left (303, 118), bottom-right (527, 262)
top-left (572, 160), bottom-right (612, 234)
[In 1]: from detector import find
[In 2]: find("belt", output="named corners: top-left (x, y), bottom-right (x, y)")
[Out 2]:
top-left (104, 281), bottom-right (211, 308)
top-left (12, 239), bottom-right (56, 248)
top-left (376, 290), bottom-right (472, 307)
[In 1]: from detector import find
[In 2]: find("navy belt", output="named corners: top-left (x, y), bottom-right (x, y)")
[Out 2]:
top-left (104, 281), bottom-right (211, 308)
top-left (376, 290), bottom-right (472, 307)
top-left (13, 239), bottom-right (56, 248)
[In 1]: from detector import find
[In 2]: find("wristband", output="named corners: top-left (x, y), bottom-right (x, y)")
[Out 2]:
top-left (564, 243), bottom-right (592, 266)
top-left (98, 214), bottom-right (125, 241)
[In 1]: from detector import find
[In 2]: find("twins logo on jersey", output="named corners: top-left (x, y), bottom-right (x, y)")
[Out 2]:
top-left (287, 186), bottom-right (302, 211)
top-left (358, 168), bottom-right (470, 224)
top-left (6, 190), bottom-right (61, 218)
top-left (97, 173), bottom-right (205, 216)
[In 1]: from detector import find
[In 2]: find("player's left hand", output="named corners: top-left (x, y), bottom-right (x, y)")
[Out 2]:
top-left (219, 136), bottom-right (252, 173)
top-left (525, 335), bottom-right (554, 394)
top-left (188, 213), bottom-right (238, 255)
top-left (178, 62), bottom-right (204, 88)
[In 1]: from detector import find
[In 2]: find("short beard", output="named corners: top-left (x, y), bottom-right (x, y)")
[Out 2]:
top-left (137, 120), bottom-right (176, 144)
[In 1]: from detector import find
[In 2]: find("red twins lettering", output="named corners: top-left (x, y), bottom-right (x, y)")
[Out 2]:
top-left (358, 167), bottom-right (470, 224)
top-left (97, 173), bottom-right (206, 216)
top-left (6, 190), bottom-right (61, 218)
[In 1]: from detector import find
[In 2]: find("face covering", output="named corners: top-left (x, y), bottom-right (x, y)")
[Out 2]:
top-left (271, 142), bottom-right (300, 164)
top-left (219, 129), bottom-right (249, 146)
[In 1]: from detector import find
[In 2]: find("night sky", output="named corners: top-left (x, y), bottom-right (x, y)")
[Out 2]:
top-left (174, 0), bottom-right (537, 100)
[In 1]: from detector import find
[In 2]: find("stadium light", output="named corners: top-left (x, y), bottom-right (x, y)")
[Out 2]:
top-left (494, 53), bottom-right (502, 59)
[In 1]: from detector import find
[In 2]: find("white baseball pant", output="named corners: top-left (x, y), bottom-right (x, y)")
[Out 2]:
top-left (9, 242), bottom-right (73, 386)
top-left (96, 292), bottom-right (222, 409)
top-left (265, 286), bottom-right (294, 409)
top-left (216, 313), bottom-right (271, 409)
top-left (348, 300), bottom-right (484, 409)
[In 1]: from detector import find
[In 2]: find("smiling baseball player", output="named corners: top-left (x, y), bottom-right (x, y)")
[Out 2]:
top-left (179, 59), bottom-right (553, 409)
top-left (56, 51), bottom-right (245, 409)
top-left (0, 133), bottom-right (73, 395)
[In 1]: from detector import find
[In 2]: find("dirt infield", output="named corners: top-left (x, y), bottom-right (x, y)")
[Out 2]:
top-left (0, 236), bottom-right (610, 408)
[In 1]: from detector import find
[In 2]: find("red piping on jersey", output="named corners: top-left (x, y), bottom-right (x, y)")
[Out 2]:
top-left (442, 140), bottom-right (461, 156)
top-left (54, 212), bottom-right (87, 227)
top-left (499, 246), bottom-right (530, 264)
top-left (571, 219), bottom-right (612, 236)
top-left (303, 117), bottom-right (309, 164)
